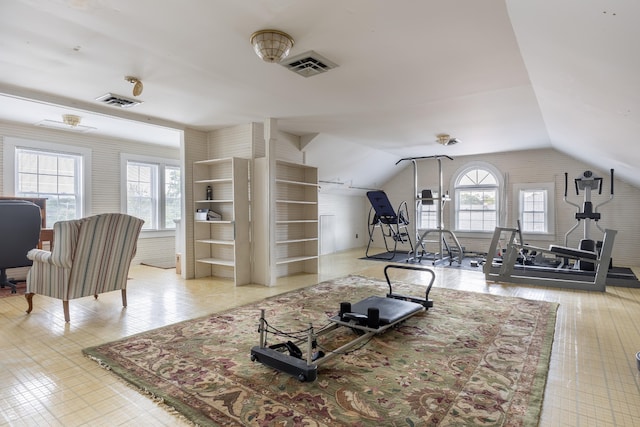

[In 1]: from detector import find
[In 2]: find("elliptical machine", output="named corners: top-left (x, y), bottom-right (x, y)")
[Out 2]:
top-left (562, 169), bottom-right (614, 270)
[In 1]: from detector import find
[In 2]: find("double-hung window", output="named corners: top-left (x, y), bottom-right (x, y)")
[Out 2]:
top-left (122, 154), bottom-right (181, 231)
top-left (454, 164), bottom-right (502, 232)
top-left (514, 183), bottom-right (555, 235)
top-left (4, 138), bottom-right (90, 225)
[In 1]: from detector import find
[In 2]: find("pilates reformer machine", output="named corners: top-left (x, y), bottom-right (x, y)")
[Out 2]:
top-left (484, 169), bottom-right (618, 291)
top-left (365, 190), bottom-right (414, 259)
top-left (395, 155), bottom-right (463, 265)
top-left (250, 265), bottom-right (435, 382)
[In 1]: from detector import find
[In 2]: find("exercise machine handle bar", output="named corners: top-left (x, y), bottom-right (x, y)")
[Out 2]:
top-left (563, 168), bottom-right (614, 210)
top-left (563, 172), bottom-right (581, 211)
top-left (395, 155), bottom-right (453, 165)
top-left (383, 264), bottom-right (436, 308)
top-left (595, 169), bottom-right (615, 212)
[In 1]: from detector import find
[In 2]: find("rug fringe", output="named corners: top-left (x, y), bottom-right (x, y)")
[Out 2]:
top-left (83, 353), bottom-right (201, 427)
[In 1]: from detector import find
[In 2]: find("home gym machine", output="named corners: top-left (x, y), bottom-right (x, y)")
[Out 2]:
top-left (484, 169), bottom-right (617, 291)
top-left (556, 169), bottom-right (614, 270)
top-left (395, 155), bottom-right (463, 265)
top-left (250, 265), bottom-right (435, 382)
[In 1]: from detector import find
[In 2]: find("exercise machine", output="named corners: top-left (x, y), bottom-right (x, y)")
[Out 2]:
top-left (365, 190), bottom-right (414, 259)
top-left (250, 264), bottom-right (435, 382)
top-left (484, 225), bottom-right (616, 291)
top-left (395, 155), bottom-right (463, 265)
top-left (555, 169), bottom-right (614, 270)
top-left (483, 167), bottom-right (624, 291)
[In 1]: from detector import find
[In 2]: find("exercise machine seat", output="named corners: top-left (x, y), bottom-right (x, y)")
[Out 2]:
top-left (0, 200), bottom-right (42, 293)
top-left (548, 245), bottom-right (598, 260)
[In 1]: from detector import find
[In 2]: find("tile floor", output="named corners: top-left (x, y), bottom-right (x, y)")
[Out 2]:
top-left (1, 249), bottom-right (639, 426)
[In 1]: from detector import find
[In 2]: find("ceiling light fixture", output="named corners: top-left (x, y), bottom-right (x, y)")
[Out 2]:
top-left (36, 114), bottom-right (96, 132)
top-left (250, 29), bottom-right (294, 63)
top-left (124, 76), bottom-right (143, 96)
top-left (62, 114), bottom-right (81, 127)
top-left (436, 134), bottom-right (460, 146)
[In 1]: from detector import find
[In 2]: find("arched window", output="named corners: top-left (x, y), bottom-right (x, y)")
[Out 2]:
top-left (453, 163), bottom-right (502, 232)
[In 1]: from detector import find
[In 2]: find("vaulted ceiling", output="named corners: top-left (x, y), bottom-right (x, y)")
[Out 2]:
top-left (1, 0), bottom-right (638, 190)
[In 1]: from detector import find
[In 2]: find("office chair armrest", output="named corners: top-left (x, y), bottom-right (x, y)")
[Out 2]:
top-left (27, 249), bottom-right (54, 265)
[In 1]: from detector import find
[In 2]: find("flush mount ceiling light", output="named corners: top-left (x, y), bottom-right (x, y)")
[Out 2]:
top-left (36, 114), bottom-right (96, 133)
top-left (62, 114), bottom-right (81, 127)
top-left (124, 76), bottom-right (143, 96)
top-left (250, 29), bottom-right (294, 63)
top-left (436, 134), bottom-right (460, 146)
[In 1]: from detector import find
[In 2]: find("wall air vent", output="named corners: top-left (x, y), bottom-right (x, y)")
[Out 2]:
top-left (95, 93), bottom-right (142, 108)
top-left (280, 50), bottom-right (338, 77)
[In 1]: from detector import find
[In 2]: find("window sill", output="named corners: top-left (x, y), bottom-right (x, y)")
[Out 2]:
top-left (453, 230), bottom-right (556, 242)
top-left (139, 229), bottom-right (176, 239)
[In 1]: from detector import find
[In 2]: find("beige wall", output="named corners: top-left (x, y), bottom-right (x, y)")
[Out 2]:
top-left (381, 148), bottom-right (640, 267)
top-left (0, 121), bottom-right (181, 267)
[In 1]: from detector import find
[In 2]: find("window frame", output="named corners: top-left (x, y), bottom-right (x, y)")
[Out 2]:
top-left (513, 182), bottom-right (555, 238)
top-left (120, 153), bottom-right (181, 236)
top-left (451, 161), bottom-right (504, 235)
top-left (3, 137), bottom-right (92, 222)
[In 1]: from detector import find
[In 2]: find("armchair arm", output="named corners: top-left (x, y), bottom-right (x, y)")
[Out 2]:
top-left (27, 249), bottom-right (54, 265)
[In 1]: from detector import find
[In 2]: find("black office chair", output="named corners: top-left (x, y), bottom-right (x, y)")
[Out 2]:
top-left (0, 200), bottom-right (42, 293)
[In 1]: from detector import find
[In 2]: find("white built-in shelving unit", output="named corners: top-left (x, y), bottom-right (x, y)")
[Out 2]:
top-left (192, 157), bottom-right (249, 285)
top-left (253, 159), bottom-right (319, 285)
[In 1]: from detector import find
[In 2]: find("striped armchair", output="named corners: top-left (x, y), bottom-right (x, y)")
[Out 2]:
top-left (26, 213), bottom-right (144, 322)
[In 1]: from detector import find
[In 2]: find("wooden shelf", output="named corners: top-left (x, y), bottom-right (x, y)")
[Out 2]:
top-left (276, 237), bottom-right (318, 244)
top-left (194, 178), bottom-right (232, 184)
top-left (276, 199), bottom-right (317, 205)
top-left (275, 178), bottom-right (318, 187)
top-left (193, 157), bottom-right (249, 284)
top-left (195, 199), bottom-right (233, 204)
top-left (196, 239), bottom-right (234, 245)
top-left (275, 255), bottom-right (318, 265)
top-left (254, 159), bottom-right (318, 285)
top-left (196, 258), bottom-right (235, 267)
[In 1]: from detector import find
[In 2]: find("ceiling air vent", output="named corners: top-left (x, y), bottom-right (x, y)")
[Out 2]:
top-left (280, 50), bottom-right (338, 77)
top-left (96, 93), bottom-right (142, 108)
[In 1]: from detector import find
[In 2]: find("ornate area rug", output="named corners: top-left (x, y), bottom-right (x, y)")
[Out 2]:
top-left (83, 275), bottom-right (557, 426)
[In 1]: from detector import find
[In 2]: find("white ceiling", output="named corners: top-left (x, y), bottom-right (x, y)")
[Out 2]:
top-left (1, 0), bottom-right (638, 190)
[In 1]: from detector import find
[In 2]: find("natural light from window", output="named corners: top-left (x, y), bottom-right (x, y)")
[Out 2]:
top-left (455, 166), bottom-right (499, 232)
top-left (124, 156), bottom-right (181, 231)
top-left (15, 148), bottom-right (83, 224)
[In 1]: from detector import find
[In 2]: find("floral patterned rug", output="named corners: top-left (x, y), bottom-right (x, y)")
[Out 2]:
top-left (83, 275), bottom-right (557, 426)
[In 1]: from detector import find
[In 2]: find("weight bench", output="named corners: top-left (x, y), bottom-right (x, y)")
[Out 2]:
top-left (250, 265), bottom-right (435, 382)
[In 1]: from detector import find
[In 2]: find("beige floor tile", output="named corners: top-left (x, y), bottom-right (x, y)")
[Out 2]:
top-left (1, 248), bottom-right (639, 426)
